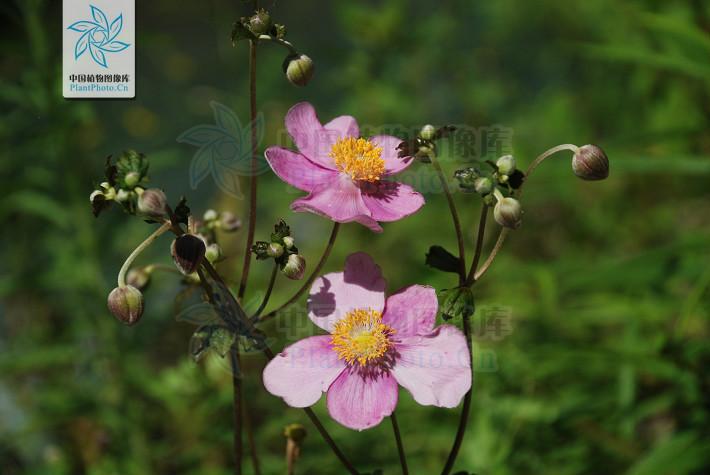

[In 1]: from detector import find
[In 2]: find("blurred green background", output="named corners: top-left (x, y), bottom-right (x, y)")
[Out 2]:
top-left (2, 0), bottom-right (710, 474)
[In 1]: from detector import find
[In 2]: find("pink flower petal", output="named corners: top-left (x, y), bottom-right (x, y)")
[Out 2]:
top-left (290, 174), bottom-right (382, 232)
top-left (264, 146), bottom-right (338, 192)
top-left (370, 135), bottom-right (414, 175)
top-left (285, 102), bottom-right (342, 171)
top-left (383, 285), bottom-right (437, 338)
top-left (391, 325), bottom-right (471, 408)
top-left (308, 252), bottom-right (386, 332)
top-left (262, 336), bottom-right (346, 408)
top-left (360, 181), bottom-right (425, 222)
top-left (326, 368), bottom-right (398, 430)
top-left (325, 115), bottom-right (359, 139)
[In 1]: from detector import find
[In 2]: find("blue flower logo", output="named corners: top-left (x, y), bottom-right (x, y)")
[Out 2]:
top-left (67, 5), bottom-right (130, 68)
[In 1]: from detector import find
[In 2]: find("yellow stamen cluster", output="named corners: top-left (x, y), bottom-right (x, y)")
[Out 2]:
top-left (329, 137), bottom-right (385, 182)
top-left (331, 308), bottom-right (394, 366)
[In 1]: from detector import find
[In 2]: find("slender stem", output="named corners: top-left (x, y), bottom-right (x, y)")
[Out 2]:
top-left (237, 36), bottom-right (259, 300)
top-left (303, 407), bottom-right (359, 475)
top-left (252, 262), bottom-right (278, 318)
top-left (259, 222), bottom-right (340, 322)
top-left (117, 222), bottom-right (171, 287)
top-left (230, 346), bottom-right (243, 475)
top-left (465, 205), bottom-right (489, 286)
top-left (440, 313), bottom-right (473, 475)
top-left (429, 151), bottom-right (467, 284)
top-left (390, 412), bottom-right (409, 475)
top-left (257, 34), bottom-right (297, 54)
top-left (243, 398), bottom-right (261, 475)
top-left (471, 144), bottom-right (579, 285)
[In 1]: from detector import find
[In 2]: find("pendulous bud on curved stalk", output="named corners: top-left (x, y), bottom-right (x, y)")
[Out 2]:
top-left (107, 285), bottom-right (144, 325)
top-left (283, 54), bottom-right (314, 87)
top-left (137, 188), bottom-right (168, 218)
top-left (494, 196), bottom-right (523, 229)
top-left (572, 144), bottom-right (609, 181)
top-left (282, 254), bottom-right (306, 280)
top-left (171, 234), bottom-right (206, 275)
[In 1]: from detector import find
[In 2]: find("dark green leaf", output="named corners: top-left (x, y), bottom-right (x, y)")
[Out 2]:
top-left (425, 245), bottom-right (462, 274)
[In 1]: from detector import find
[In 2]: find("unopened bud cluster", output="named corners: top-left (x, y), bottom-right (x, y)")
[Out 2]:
top-left (252, 220), bottom-right (306, 280)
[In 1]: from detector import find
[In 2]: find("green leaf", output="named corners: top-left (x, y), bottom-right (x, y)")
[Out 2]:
top-left (439, 287), bottom-right (475, 322)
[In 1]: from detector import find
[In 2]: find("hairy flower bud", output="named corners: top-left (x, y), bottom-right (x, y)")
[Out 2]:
top-left (171, 234), bottom-right (206, 275)
top-left (137, 188), bottom-right (168, 218)
top-left (267, 242), bottom-right (284, 258)
top-left (494, 197), bottom-right (523, 229)
top-left (107, 285), bottom-right (144, 325)
top-left (283, 54), bottom-right (314, 87)
top-left (249, 9), bottom-right (271, 35)
top-left (282, 236), bottom-right (295, 250)
top-left (572, 144), bottom-right (609, 181)
top-left (496, 155), bottom-right (516, 176)
top-left (220, 212), bottom-right (242, 232)
top-left (474, 177), bottom-right (493, 195)
top-left (283, 254), bottom-right (306, 280)
top-left (420, 124), bottom-right (436, 141)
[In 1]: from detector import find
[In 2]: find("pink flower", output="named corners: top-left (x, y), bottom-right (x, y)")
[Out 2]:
top-left (264, 102), bottom-right (425, 233)
top-left (262, 253), bottom-right (471, 430)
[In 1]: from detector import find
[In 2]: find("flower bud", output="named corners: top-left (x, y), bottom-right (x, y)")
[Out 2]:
top-left (124, 171), bottom-right (141, 188)
top-left (137, 188), bottom-right (168, 218)
top-left (219, 212), bottom-right (242, 232)
top-left (267, 242), bottom-right (284, 258)
top-left (126, 267), bottom-right (151, 290)
top-left (496, 155), bottom-right (516, 176)
top-left (283, 54), bottom-right (314, 87)
top-left (249, 9), bottom-right (271, 35)
top-left (171, 234), bottom-right (206, 275)
top-left (282, 254), bottom-right (306, 280)
top-left (474, 177), bottom-right (493, 195)
top-left (205, 243), bottom-right (222, 263)
top-left (282, 236), bottom-right (295, 249)
top-left (107, 285), bottom-right (144, 325)
top-left (572, 144), bottom-right (609, 181)
top-left (203, 209), bottom-right (218, 222)
top-left (284, 424), bottom-right (307, 474)
top-left (420, 124), bottom-right (436, 141)
top-left (115, 189), bottom-right (130, 202)
top-left (494, 197), bottom-right (523, 229)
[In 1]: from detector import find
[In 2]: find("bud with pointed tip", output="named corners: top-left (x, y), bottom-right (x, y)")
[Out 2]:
top-left (573, 144), bottom-right (609, 181)
top-left (494, 196), bottom-right (523, 229)
top-left (496, 155), bottom-right (516, 176)
top-left (171, 234), bottom-right (206, 275)
top-left (283, 54), bottom-right (314, 87)
top-left (282, 254), bottom-right (306, 280)
top-left (137, 188), bottom-right (168, 218)
top-left (107, 285), bottom-right (144, 325)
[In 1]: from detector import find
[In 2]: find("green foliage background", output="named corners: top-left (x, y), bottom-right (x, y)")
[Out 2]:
top-left (1, 0), bottom-right (709, 474)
